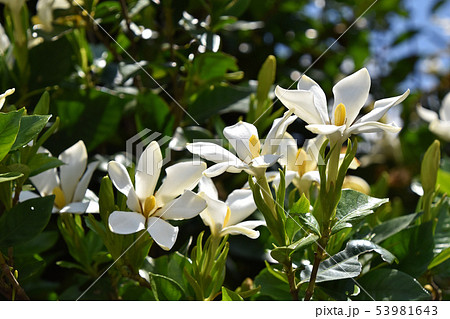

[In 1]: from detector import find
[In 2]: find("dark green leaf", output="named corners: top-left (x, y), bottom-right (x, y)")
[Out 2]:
top-left (434, 198), bottom-right (450, 255)
top-left (34, 91), bottom-right (50, 115)
top-left (13, 231), bottom-right (59, 257)
top-left (254, 268), bottom-right (291, 300)
top-left (0, 196), bottom-right (54, 247)
top-left (355, 269), bottom-right (430, 301)
top-left (370, 213), bottom-right (418, 244)
top-left (301, 240), bottom-right (395, 283)
top-left (11, 114), bottom-right (51, 151)
top-left (428, 247), bottom-right (450, 270)
top-left (27, 153), bottom-right (64, 177)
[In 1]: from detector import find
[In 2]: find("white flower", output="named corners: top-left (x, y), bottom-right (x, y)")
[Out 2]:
top-left (187, 112), bottom-right (296, 178)
top-left (417, 92), bottom-right (450, 142)
top-left (108, 141), bottom-right (207, 250)
top-left (22, 140), bottom-right (99, 213)
top-left (275, 68), bottom-right (410, 143)
top-left (36, 0), bottom-right (71, 31)
top-left (0, 88), bottom-right (15, 110)
top-left (198, 176), bottom-right (265, 239)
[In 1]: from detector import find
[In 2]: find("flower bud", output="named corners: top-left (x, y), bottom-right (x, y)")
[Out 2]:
top-left (421, 140), bottom-right (440, 194)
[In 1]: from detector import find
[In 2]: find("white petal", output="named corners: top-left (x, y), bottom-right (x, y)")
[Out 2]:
top-left (440, 92), bottom-right (450, 121)
top-left (59, 202), bottom-right (90, 214)
top-left (204, 162), bottom-right (239, 177)
top-left (297, 75), bottom-right (329, 123)
top-left (275, 86), bottom-right (323, 125)
top-left (199, 193), bottom-right (228, 236)
top-left (108, 211), bottom-right (146, 234)
top-left (107, 161), bottom-right (134, 197)
top-left (429, 119), bottom-right (450, 142)
top-left (187, 142), bottom-right (242, 164)
top-left (261, 112), bottom-right (297, 155)
top-left (225, 189), bottom-right (257, 225)
top-left (126, 188), bottom-right (142, 213)
top-left (198, 176), bottom-right (218, 200)
top-left (301, 171), bottom-right (321, 183)
top-left (155, 190), bottom-right (206, 220)
top-left (0, 88), bottom-right (15, 110)
top-left (136, 141), bottom-right (162, 193)
top-left (135, 170), bottom-right (158, 201)
top-left (343, 175), bottom-right (371, 195)
top-left (19, 191), bottom-right (40, 202)
top-left (267, 170), bottom-right (297, 190)
top-left (85, 200), bottom-right (100, 214)
top-left (251, 154), bottom-right (279, 168)
top-left (277, 133), bottom-right (298, 171)
top-left (221, 220), bottom-right (265, 239)
top-left (348, 121), bottom-right (402, 134)
top-left (332, 68), bottom-right (371, 126)
top-left (73, 161), bottom-right (99, 202)
top-left (305, 124), bottom-right (345, 136)
top-left (223, 121), bottom-right (258, 162)
top-left (59, 141), bottom-right (87, 203)
top-left (146, 217), bottom-right (179, 250)
top-left (155, 161), bottom-right (206, 204)
top-left (30, 168), bottom-right (59, 197)
top-left (357, 89), bottom-right (410, 124)
top-left (416, 105), bottom-right (438, 123)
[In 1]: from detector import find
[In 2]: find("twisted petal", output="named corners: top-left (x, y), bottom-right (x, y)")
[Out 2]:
top-left (108, 161), bottom-right (134, 197)
top-left (225, 189), bottom-right (257, 225)
top-left (73, 161), bottom-right (99, 202)
top-left (332, 68), bottom-right (371, 126)
top-left (348, 121), bottom-right (402, 135)
top-left (417, 105), bottom-right (438, 123)
top-left (147, 217), bottom-right (179, 251)
top-left (223, 121), bottom-right (258, 162)
top-left (305, 124), bottom-right (346, 136)
top-left (109, 211), bottom-right (146, 234)
top-left (198, 176), bottom-right (218, 200)
top-left (297, 75), bottom-right (329, 123)
top-left (155, 161), bottom-right (206, 204)
top-left (59, 202), bottom-right (90, 214)
top-left (136, 141), bottom-right (162, 196)
top-left (59, 141), bottom-right (87, 203)
top-left (187, 142), bottom-right (243, 165)
top-left (275, 86), bottom-right (322, 125)
top-left (199, 193), bottom-right (228, 236)
top-left (155, 190), bottom-right (207, 220)
top-left (261, 112), bottom-right (297, 155)
top-left (221, 220), bottom-right (265, 239)
top-left (357, 89), bottom-right (410, 124)
top-left (0, 88), bottom-right (14, 110)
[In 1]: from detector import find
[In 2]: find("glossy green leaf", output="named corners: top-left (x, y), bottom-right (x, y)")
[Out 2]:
top-left (301, 240), bottom-right (395, 283)
top-left (27, 153), bottom-right (64, 177)
top-left (355, 269), bottom-right (430, 301)
top-left (332, 190), bottom-right (388, 235)
top-left (11, 114), bottom-right (51, 151)
top-left (254, 268), bottom-right (291, 300)
top-left (0, 196), bottom-right (54, 248)
top-left (0, 110), bottom-right (22, 161)
top-left (434, 198), bottom-right (450, 255)
top-left (370, 213), bottom-right (418, 244)
top-left (222, 287), bottom-right (244, 301)
top-left (428, 247), bottom-right (450, 270)
top-left (34, 91), bottom-right (50, 115)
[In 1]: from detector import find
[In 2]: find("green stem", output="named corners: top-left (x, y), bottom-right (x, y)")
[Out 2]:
top-left (284, 259), bottom-right (298, 300)
top-left (304, 235), bottom-right (328, 301)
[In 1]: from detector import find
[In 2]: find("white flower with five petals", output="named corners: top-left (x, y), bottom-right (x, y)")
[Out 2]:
top-left (275, 68), bottom-right (410, 143)
top-left (198, 176), bottom-right (265, 239)
top-left (187, 112), bottom-right (296, 178)
top-left (22, 140), bottom-right (99, 213)
top-left (417, 92), bottom-right (450, 142)
top-left (107, 141), bottom-right (207, 251)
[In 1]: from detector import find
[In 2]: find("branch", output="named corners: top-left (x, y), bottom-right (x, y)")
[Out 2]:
top-left (0, 253), bottom-right (30, 301)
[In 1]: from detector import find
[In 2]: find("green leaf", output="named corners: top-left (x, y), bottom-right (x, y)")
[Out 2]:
top-left (13, 231), bottom-right (59, 257)
top-left (254, 268), bottom-right (291, 300)
top-left (222, 287), bottom-right (243, 301)
top-left (190, 52), bottom-right (238, 85)
top-left (300, 240), bottom-right (395, 283)
top-left (370, 213), bottom-right (418, 244)
top-left (434, 198), bottom-right (450, 255)
top-left (355, 269), bottom-right (430, 301)
top-left (34, 91), bottom-right (50, 115)
top-left (437, 169), bottom-right (450, 194)
top-left (428, 247), bottom-right (450, 270)
top-left (332, 190), bottom-right (388, 235)
top-left (270, 234), bottom-right (318, 264)
top-left (381, 221), bottom-right (434, 277)
top-left (0, 110), bottom-right (22, 161)
top-left (11, 113), bottom-right (51, 151)
top-left (0, 196), bottom-right (54, 248)
top-left (27, 153), bottom-right (64, 177)
top-left (290, 194), bottom-right (320, 236)
top-left (0, 171), bottom-right (23, 183)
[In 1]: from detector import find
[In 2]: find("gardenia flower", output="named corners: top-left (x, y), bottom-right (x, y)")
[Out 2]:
top-left (416, 92), bottom-right (450, 142)
top-left (22, 140), bottom-right (99, 213)
top-left (108, 141), bottom-right (207, 250)
top-left (0, 88), bottom-right (15, 110)
top-left (275, 68), bottom-right (410, 143)
top-left (187, 112), bottom-right (296, 178)
top-left (198, 176), bottom-right (265, 239)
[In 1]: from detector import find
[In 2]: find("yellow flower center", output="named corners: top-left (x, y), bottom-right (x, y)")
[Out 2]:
top-left (334, 103), bottom-right (346, 126)
top-left (223, 207), bottom-right (231, 227)
top-left (295, 148), bottom-right (309, 177)
top-left (143, 195), bottom-right (157, 218)
top-left (53, 186), bottom-right (66, 209)
top-left (249, 134), bottom-right (261, 159)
